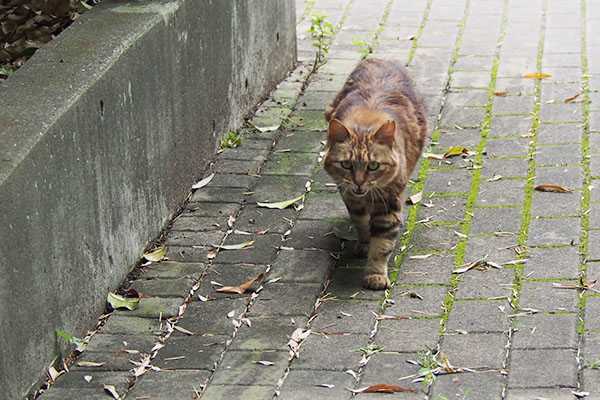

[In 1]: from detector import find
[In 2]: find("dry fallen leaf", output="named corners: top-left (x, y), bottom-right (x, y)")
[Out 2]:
top-left (523, 73), bottom-right (552, 79)
top-left (173, 325), bottom-right (195, 336)
top-left (253, 360), bottom-right (275, 366)
top-left (565, 93), bottom-right (581, 103)
top-left (534, 184), bottom-right (572, 193)
top-left (77, 361), bottom-right (106, 367)
top-left (407, 191), bottom-right (423, 205)
top-left (192, 173), bottom-right (215, 190)
top-left (359, 383), bottom-right (416, 393)
top-left (216, 273), bottom-right (264, 294)
top-left (493, 91), bottom-right (508, 96)
top-left (257, 194), bottom-right (304, 209)
top-left (212, 240), bottom-right (255, 250)
top-left (103, 384), bottom-right (121, 400)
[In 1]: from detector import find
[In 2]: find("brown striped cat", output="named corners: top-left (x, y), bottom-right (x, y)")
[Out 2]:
top-left (323, 59), bottom-right (428, 290)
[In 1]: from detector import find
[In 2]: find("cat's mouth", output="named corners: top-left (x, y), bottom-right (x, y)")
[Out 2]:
top-left (352, 188), bottom-right (368, 196)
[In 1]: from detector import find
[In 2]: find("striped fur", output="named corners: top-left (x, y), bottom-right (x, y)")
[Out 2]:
top-left (323, 59), bottom-right (428, 290)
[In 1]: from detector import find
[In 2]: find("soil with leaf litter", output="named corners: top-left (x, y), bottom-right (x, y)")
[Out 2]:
top-left (0, 0), bottom-right (99, 79)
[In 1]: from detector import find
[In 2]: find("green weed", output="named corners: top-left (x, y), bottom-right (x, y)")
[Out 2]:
top-left (308, 12), bottom-right (334, 72)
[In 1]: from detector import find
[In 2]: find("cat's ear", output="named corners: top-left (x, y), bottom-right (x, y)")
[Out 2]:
top-left (373, 121), bottom-right (396, 144)
top-left (328, 119), bottom-right (351, 143)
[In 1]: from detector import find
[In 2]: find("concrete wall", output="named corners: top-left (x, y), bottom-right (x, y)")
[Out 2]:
top-left (0, 0), bottom-right (296, 398)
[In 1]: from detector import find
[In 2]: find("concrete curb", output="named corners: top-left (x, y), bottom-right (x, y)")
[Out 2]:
top-left (0, 1), bottom-right (296, 398)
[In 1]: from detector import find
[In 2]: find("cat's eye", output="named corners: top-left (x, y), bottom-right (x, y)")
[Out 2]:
top-left (341, 160), bottom-right (353, 170)
top-left (367, 161), bottom-right (380, 171)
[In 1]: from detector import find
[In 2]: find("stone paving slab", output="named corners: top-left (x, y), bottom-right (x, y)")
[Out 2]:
top-left (38, 0), bottom-right (599, 399)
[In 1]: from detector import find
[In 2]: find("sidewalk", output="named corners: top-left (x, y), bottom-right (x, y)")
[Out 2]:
top-left (38, 0), bottom-right (600, 399)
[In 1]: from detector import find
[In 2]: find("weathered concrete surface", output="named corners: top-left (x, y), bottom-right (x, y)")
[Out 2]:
top-left (0, 0), bottom-right (296, 398)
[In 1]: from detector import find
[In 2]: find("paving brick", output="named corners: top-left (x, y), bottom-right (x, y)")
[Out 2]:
top-left (409, 224), bottom-right (462, 253)
top-left (488, 115), bottom-right (533, 137)
top-left (504, 388), bottom-right (580, 400)
top-left (208, 173), bottom-right (258, 189)
top-left (182, 201), bottom-right (241, 218)
top-left (441, 333), bottom-right (507, 368)
top-left (310, 299), bottom-right (381, 334)
top-left (176, 298), bottom-right (248, 336)
top-left (527, 217), bottom-right (581, 247)
top-left (164, 230), bottom-right (225, 248)
top-left (231, 315), bottom-right (308, 351)
top-left (530, 190), bottom-right (581, 217)
top-left (470, 206), bottom-right (523, 235)
top-left (480, 157), bottom-right (530, 179)
top-left (455, 267), bottom-right (515, 300)
top-left (589, 230), bottom-right (600, 260)
top-left (519, 280), bottom-right (580, 313)
top-left (477, 179), bottom-right (527, 206)
top-left (388, 285), bottom-right (448, 317)
top-left (278, 369), bottom-right (356, 400)
top-left (49, 371), bottom-right (131, 398)
top-left (423, 169), bottom-right (473, 194)
top-left (234, 204), bottom-right (297, 234)
top-left (374, 318), bottom-right (441, 353)
top-left (486, 137), bottom-right (531, 157)
top-left (512, 313), bottom-right (579, 350)
top-left (215, 233), bottom-right (280, 264)
top-left (431, 371), bottom-right (504, 400)
top-left (275, 129), bottom-right (327, 153)
top-left (435, 128), bottom-right (482, 152)
top-left (507, 349), bottom-right (577, 388)
top-left (522, 246), bottom-right (581, 280)
top-left (210, 350), bottom-right (288, 385)
top-left (534, 165), bottom-right (583, 189)
top-left (584, 296), bottom-right (600, 330)
top-left (299, 191), bottom-right (348, 220)
top-left (440, 105), bottom-right (486, 128)
top-left (464, 235), bottom-right (521, 264)
top-left (170, 215), bottom-right (230, 232)
top-left (445, 300), bottom-right (511, 333)
top-left (492, 94), bottom-right (536, 115)
top-left (261, 151), bottom-right (318, 176)
top-left (200, 384), bottom-right (274, 400)
top-left (270, 248), bottom-right (334, 283)
top-left (285, 219), bottom-right (348, 251)
top-left (416, 195), bottom-right (468, 223)
top-left (396, 253), bottom-right (456, 285)
top-left (248, 281), bottom-right (322, 317)
top-left (292, 333), bottom-right (368, 371)
top-left (152, 334), bottom-right (227, 370)
top-left (248, 174), bottom-right (309, 204)
top-left (130, 277), bottom-right (196, 298)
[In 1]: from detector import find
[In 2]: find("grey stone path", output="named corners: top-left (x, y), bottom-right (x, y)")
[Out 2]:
top-left (38, 0), bottom-right (600, 399)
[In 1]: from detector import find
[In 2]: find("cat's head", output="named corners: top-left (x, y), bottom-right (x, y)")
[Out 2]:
top-left (323, 115), bottom-right (403, 197)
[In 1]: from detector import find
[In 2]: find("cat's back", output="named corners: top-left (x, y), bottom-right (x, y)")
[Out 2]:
top-left (326, 58), bottom-right (425, 121)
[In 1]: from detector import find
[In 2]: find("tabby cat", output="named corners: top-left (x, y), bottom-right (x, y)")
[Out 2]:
top-left (323, 58), bottom-right (428, 290)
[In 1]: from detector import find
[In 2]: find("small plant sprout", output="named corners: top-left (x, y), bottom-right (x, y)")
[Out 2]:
top-left (416, 348), bottom-right (439, 386)
top-left (220, 132), bottom-right (242, 149)
top-left (352, 31), bottom-right (377, 60)
top-left (308, 12), bottom-right (334, 72)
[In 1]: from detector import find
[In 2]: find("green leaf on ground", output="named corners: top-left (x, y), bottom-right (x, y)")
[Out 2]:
top-left (143, 246), bottom-right (166, 262)
top-left (56, 329), bottom-right (88, 352)
top-left (257, 194), bottom-right (305, 209)
top-left (107, 290), bottom-right (140, 311)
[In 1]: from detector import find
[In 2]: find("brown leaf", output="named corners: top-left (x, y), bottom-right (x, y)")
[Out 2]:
top-left (363, 383), bottom-right (415, 393)
top-left (103, 384), bottom-right (121, 400)
top-left (493, 91), bottom-right (508, 96)
top-left (523, 73), bottom-right (552, 79)
top-left (77, 361), bottom-right (106, 367)
top-left (216, 273), bottom-right (264, 294)
top-left (534, 184), bottom-right (572, 193)
top-left (565, 93), bottom-right (580, 103)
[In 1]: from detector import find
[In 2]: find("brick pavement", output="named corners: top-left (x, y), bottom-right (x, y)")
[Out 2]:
top-left (38, 0), bottom-right (600, 399)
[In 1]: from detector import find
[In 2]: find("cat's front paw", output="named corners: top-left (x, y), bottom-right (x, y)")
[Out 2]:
top-left (363, 274), bottom-right (391, 290)
top-left (354, 242), bottom-right (369, 258)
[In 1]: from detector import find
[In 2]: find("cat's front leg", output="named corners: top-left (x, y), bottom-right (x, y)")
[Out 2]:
top-left (363, 214), bottom-right (401, 290)
top-left (344, 199), bottom-right (371, 257)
